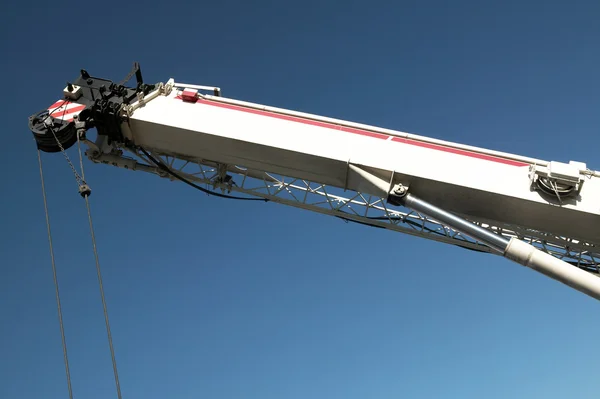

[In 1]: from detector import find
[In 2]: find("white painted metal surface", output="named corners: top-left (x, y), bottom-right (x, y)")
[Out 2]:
top-left (504, 238), bottom-right (600, 300)
top-left (120, 85), bottom-right (600, 247)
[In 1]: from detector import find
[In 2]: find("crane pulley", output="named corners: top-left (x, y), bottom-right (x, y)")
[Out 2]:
top-left (29, 63), bottom-right (600, 303)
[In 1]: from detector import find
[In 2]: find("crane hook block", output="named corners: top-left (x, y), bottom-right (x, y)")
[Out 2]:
top-left (78, 184), bottom-right (92, 198)
top-left (28, 64), bottom-right (156, 153)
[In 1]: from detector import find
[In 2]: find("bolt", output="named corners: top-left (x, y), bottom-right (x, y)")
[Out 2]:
top-left (394, 186), bottom-right (407, 195)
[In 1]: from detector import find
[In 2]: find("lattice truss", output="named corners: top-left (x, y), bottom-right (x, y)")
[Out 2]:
top-left (89, 146), bottom-right (600, 275)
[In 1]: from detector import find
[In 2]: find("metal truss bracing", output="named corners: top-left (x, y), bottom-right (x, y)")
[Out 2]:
top-left (87, 145), bottom-right (600, 275)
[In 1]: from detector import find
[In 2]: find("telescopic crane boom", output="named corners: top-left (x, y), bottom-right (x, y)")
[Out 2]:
top-left (29, 64), bottom-right (600, 301)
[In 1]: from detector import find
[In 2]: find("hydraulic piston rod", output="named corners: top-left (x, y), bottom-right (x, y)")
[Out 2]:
top-left (402, 193), bottom-right (510, 253)
top-left (397, 192), bottom-right (600, 301)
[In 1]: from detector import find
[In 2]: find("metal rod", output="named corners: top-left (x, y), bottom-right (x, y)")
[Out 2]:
top-left (172, 82), bottom-right (221, 92)
top-left (402, 193), bottom-right (509, 252)
top-left (399, 192), bottom-right (600, 301)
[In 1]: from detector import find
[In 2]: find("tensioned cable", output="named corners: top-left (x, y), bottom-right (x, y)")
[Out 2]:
top-left (36, 145), bottom-right (74, 399)
top-left (37, 123), bottom-right (124, 399)
top-left (76, 137), bottom-right (123, 399)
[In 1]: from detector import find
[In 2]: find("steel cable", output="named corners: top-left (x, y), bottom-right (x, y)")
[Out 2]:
top-left (36, 146), bottom-right (74, 399)
top-left (77, 137), bottom-right (123, 399)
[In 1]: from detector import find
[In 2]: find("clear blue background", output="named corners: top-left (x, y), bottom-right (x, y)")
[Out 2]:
top-left (2, 1), bottom-right (599, 398)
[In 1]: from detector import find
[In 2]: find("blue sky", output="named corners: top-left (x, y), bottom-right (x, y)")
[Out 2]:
top-left (2, 1), bottom-right (600, 398)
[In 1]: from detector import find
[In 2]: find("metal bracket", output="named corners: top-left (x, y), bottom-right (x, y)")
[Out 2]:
top-left (212, 163), bottom-right (234, 193)
top-left (387, 183), bottom-right (409, 206)
top-left (163, 79), bottom-right (175, 96)
top-left (529, 161), bottom-right (585, 203)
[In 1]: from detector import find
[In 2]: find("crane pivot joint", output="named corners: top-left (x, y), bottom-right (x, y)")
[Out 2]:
top-left (387, 183), bottom-right (409, 206)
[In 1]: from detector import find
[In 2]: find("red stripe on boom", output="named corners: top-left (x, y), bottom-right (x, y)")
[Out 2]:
top-left (391, 137), bottom-right (528, 167)
top-left (175, 95), bottom-right (529, 167)
top-left (190, 97), bottom-right (389, 140)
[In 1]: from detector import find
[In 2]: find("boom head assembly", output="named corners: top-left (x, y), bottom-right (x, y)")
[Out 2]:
top-left (28, 63), bottom-right (155, 153)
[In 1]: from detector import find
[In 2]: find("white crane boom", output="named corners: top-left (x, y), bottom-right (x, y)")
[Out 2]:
top-left (29, 64), bottom-right (600, 301)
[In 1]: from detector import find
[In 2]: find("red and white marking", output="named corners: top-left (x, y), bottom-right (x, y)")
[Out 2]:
top-left (48, 100), bottom-right (86, 122)
top-left (174, 95), bottom-right (529, 167)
